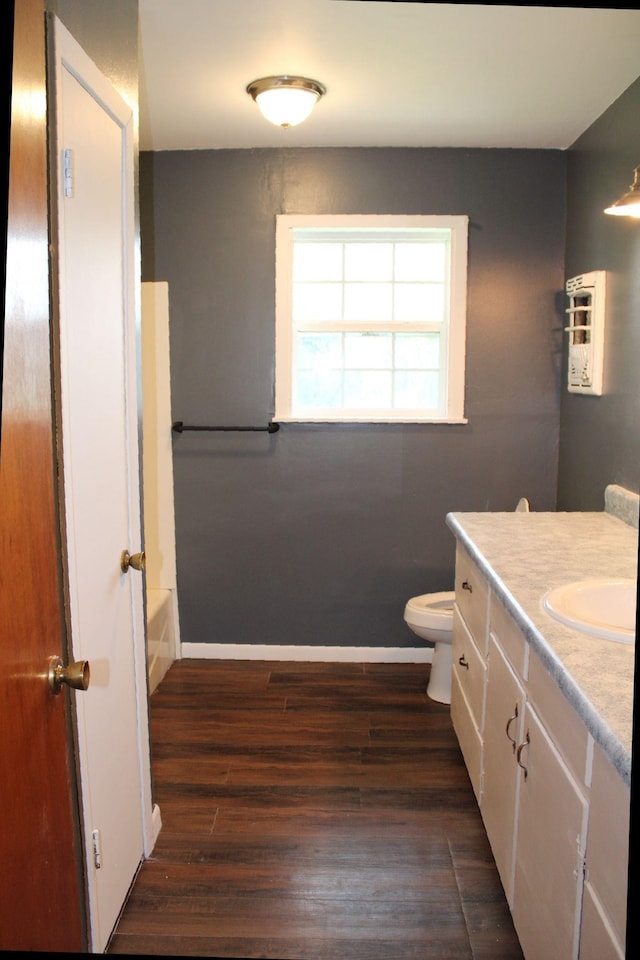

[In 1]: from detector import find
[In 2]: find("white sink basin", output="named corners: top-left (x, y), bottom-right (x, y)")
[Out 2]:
top-left (543, 578), bottom-right (637, 644)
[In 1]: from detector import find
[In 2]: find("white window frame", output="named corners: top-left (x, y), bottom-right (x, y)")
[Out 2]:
top-left (275, 214), bottom-right (469, 423)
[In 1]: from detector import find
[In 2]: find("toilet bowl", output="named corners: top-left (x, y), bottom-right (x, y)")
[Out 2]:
top-left (403, 591), bottom-right (455, 704)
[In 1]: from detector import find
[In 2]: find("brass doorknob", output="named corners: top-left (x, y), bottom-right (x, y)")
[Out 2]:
top-left (120, 549), bottom-right (146, 573)
top-left (48, 656), bottom-right (90, 695)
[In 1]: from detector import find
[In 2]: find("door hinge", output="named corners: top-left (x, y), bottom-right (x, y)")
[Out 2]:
top-left (91, 828), bottom-right (102, 870)
top-left (63, 148), bottom-right (74, 198)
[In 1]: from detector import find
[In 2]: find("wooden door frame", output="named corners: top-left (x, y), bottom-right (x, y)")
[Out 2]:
top-left (0, 0), bottom-right (86, 950)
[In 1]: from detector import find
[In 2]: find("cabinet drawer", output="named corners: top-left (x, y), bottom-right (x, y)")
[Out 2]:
top-left (452, 606), bottom-right (486, 732)
top-left (489, 594), bottom-right (528, 680)
top-left (527, 650), bottom-right (589, 789)
top-left (455, 545), bottom-right (489, 655)
top-left (451, 668), bottom-right (483, 803)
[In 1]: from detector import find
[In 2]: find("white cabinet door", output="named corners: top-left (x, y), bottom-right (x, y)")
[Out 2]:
top-left (579, 882), bottom-right (625, 960)
top-left (578, 744), bottom-right (629, 958)
top-left (481, 635), bottom-right (525, 906)
top-left (512, 704), bottom-right (588, 960)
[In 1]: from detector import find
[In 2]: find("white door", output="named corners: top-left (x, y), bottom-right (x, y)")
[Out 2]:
top-left (52, 18), bottom-right (156, 952)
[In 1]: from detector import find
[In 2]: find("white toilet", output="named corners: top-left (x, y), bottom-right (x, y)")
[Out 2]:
top-left (404, 498), bottom-right (531, 705)
top-left (403, 591), bottom-right (455, 704)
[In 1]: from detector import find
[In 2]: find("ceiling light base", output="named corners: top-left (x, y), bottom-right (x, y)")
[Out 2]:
top-left (246, 75), bottom-right (326, 128)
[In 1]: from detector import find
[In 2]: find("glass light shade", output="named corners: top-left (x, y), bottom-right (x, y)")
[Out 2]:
top-left (247, 76), bottom-right (325, 128)
top-left (604, 166), bottom-right (640, 218)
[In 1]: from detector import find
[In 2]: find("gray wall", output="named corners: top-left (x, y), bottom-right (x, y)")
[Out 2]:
top-left (47, 1), bottom-right (139, 115)
top-left (140, 147), bottom-right (565, 648)
top-left (558, 78), bottom-right (640, 509)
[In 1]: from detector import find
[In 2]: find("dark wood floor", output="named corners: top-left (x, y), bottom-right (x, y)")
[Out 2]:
top-left (108, 659), bottom-right (524, 959)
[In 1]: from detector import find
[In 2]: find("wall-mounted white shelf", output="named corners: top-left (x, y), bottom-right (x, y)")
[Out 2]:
top-left (564, 270), bottom-right (606, 395)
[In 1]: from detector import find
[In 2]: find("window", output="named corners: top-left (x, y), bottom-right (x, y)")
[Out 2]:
top-left (275, 214), bottom-right (469, 423)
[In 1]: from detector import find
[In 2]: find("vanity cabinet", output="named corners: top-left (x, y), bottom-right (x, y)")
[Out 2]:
top-left (450, 545), bottom-right (629, 960)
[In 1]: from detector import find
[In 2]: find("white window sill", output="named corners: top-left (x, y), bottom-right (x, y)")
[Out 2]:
top-left (275, 416), bottom-right (470, 425)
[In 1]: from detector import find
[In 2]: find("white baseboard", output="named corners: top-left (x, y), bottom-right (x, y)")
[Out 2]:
top-left (180, 642), bottom-right (434, 663)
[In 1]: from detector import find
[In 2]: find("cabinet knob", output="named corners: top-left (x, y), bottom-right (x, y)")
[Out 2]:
top-left (458, 654), bottom-right (469, 669)
top-left (461, 580), bottom-right (473, 593)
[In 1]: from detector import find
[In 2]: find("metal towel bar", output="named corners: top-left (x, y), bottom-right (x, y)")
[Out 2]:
top-left (172, 421), bottom-right (279, 434)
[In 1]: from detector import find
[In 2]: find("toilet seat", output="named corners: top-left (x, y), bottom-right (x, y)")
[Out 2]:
top-left (404, 591), bottom-right (455, 631)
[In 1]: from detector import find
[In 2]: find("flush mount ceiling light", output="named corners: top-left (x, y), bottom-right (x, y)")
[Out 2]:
top-left (246, 75), bottom-right (326, 128)
top-left (604, 166), bottom-right (640, 218)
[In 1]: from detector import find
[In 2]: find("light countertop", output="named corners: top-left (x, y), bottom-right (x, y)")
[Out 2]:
top-left (446, 506), bottom-right (637, 785)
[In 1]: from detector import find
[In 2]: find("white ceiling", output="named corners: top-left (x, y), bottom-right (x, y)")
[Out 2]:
top-left (138, 1), bottom-right (640, 153)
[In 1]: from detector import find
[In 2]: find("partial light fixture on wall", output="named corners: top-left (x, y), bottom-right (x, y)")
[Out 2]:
top-left (604, 166), bottom-right (640, 218)
top-left (246, 75), bottom-right (326, 128)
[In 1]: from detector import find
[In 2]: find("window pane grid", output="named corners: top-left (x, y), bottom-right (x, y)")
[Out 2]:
top-left (294, 331), bottom-right (442, 411)
top-left (292, 233), bottom-right (449, 325)
top-left (292, 237), bottom-right (450, 328)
